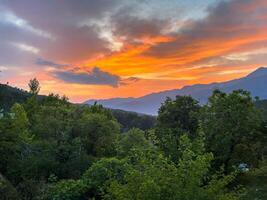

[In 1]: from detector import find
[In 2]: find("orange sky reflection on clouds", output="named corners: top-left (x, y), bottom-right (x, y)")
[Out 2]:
top-left (1, 0), bottom-right (267, 102)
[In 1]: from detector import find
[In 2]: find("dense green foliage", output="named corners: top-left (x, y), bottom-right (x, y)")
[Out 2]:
top-left (200, 90), bottom-right (265, 171)
top-left (0, 83), bottom-right (155, 131)
top-left (0, 80), bottom-right (267, 199)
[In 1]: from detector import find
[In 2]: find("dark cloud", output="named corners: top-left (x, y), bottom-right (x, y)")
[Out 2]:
top-left (0, 6), bottom-right (49, 66)
top-left (42, 25), bottom-right (111, 63)
top-left (35, 57), bottom-right (142, 87)
top-left (112, 12), bottom-right (169, 39)
top-left (53, 66), bottom-right (141, 87)
top-left (54, 67), bottom-right (121, 87)
top-left (144, 0), bottom-right (267, 61)
top-left (120, 76), bottom-right (140, 86)
top-left (35, 58), bottom-right (68, 68)
top-left (0, 0), bottom-right (181, 65)
top-left (1, 0), bottom-right (120, 27)
top-left (0, 0), bottom-right (120, 63)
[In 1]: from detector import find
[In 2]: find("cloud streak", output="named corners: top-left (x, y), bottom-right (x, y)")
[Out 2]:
top-left (35, 58), bottom-right (68, 68)
top-left (35, 58), bottom-right (141, 87)
top-left (53, 67), bottom-right (138, 88)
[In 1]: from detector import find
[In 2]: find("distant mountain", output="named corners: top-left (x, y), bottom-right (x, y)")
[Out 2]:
top-left (85, 67), bottom-right (267, 115)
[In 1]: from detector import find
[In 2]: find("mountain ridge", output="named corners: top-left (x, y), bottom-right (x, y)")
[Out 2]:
top-left (85, 67), bottom-right (267, 115)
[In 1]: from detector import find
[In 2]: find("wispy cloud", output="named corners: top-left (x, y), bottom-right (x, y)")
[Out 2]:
top-left (11, 42), bottom-right (40, 54)
top-left (35, 58), bottom-right (68, 68)
top-left (0, 9), bottom-right (53, 39)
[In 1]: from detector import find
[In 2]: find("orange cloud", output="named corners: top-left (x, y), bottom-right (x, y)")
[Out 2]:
top-left (3, 0), bottom-right (267, 102)
top-left (81, 0), bottom-right (267, 93)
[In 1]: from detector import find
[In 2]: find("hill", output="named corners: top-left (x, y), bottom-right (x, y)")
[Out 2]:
top-left (0, 84), bottom-right (30, 111)
top-left (0, 83), bottom-right (155, 130)
top-left (85, 67), bottom-right (267, 115)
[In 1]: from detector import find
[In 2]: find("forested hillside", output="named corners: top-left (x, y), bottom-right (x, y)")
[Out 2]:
top-left (0, 83), bottom-right (155, 131)
top-left (0, 79), bottom-right (267, 200)
top-left (0, 84), bottom-right (30, 112)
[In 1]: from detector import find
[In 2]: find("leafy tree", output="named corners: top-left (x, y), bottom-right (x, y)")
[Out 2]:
top-left (0, 173), bottom-right (20, 200)
top-left (155, 95), bottom-right (200, 162)
top-left (23, 78), bottom-right (41, 123)
top-left (0, 103), bottom-right (32, 178)
top-left (82, 158), bottom-right (129, 199)
top-left (200, 89), bottom-right (263, 171)
top-left (76, 112), bottom-right (120, 157)
top-left (10, 103), bottom-right (33, 143)
top-left (28, 78), bottom-right (40, 95)
top-left (38, 179), bottom-right (88, 200)
top-left (40, 93), bottom-right (70, 107)
top-left (157, 96), bottom-right (200, 134)
top-left (17, 139), bottom-right (92, 181)
top-left (31, 103), bottom-right (74, 140)
top-left (117, 128), bottom-right (151, 157)
top-left (0, 115), bottom-right (20, 176)
top-left (105, 135), bottom-right (241, 200)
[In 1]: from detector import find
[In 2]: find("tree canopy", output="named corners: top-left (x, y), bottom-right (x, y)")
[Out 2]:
top-left (0, 80), bottom-right (266, 199)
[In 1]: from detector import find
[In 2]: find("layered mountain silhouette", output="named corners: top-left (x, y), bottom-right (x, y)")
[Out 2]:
top-left (85, 67), bottom-right (267, 115)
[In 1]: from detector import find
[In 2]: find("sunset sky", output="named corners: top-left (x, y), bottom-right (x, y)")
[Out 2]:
top-left (1, 0), bottom-right (267, 102)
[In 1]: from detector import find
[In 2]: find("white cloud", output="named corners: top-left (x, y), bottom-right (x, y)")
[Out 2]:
top-left (11, 42), bottom-right (40, 54)
top-left (0, 65), bottom-right (8, 71)
top-left (0, 9), bottom-right (54, 39)
top-left (223, 48), bottom-right (267, 61)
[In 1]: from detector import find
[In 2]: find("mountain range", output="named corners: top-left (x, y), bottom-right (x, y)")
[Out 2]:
top-left (85, 67), bottom-right (267, 115)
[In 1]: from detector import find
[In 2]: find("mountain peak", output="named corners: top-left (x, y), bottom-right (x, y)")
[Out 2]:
top-left (247, 67), bottom-right (267, 78)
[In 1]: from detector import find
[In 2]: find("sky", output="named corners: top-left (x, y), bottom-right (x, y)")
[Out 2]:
top-left (1, 0), bottom-right (267, 102)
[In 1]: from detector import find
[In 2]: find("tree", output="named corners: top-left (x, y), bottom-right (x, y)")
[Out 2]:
top-left (31, 103), bottom-right (74, 140)
top-left (77, 112), bottom-right (120, 157)
top-left (105, 135), bottom-right (241, 200)
top-left (38, 179), bottom-right (88, 200)
top-left (23, 78), bottom-right (41, 122)
top-left (157, 96), bottom-right (200, 134)
top-left (0, 173), bottom-right (20, 200)
top-left (0, 103), bottom-right (32, 176)
top-left (117, 128), bottom-right (151, 157)
top-left (10, 103), bottom-right (32, 143)
top-left (82, 158), bottom-right (129, 199)
top-left (41, 93), bottom-right (70, 106)
top-left (200, 89), bottom-right (263, 171)
top-left (155, 95), bottom-right (200, 162)
top-left (28, 78), bottom-right (40, 95)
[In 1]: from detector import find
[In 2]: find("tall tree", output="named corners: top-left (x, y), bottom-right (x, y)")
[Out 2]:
top-left (28, 78), bottom-right (40, 95)
top-left (155, 96), bottom-right (200, 162)
top-left (200, 89), bottom-right (263, 171)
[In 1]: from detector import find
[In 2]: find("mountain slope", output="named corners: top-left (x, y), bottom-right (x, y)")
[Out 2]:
top-left (85, 67), bottom-right (267, 115)
top-left (0, 83), bottom-right (156, 131)
top-left (0, 84), bottom-right (30, 111)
